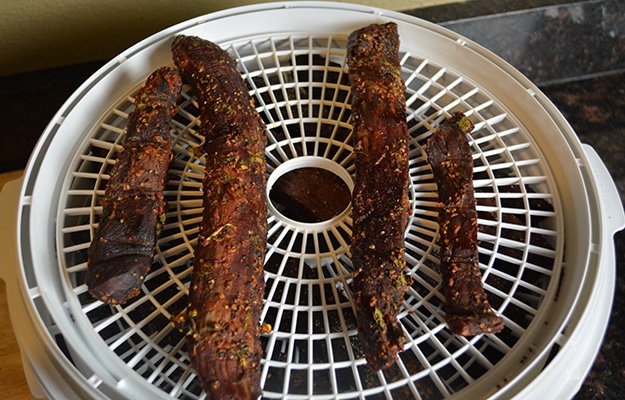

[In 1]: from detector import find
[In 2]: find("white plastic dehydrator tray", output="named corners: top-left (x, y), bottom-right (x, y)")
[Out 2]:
top-left (0, 2), bottom-right (624, 399)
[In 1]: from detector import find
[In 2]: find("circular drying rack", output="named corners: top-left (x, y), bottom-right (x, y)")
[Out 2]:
top-left (8, 2), bottom-right (618, 400)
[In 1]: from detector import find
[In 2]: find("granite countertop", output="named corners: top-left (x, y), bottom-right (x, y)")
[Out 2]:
top-left (0, 0), bottom-right (623, 398)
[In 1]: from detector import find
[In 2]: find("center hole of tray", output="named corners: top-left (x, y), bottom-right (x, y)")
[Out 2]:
top-left (267, 157), bottom-right (353, 225)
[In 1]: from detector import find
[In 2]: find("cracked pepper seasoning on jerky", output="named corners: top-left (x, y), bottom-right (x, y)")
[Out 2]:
top-left (87, 66), bottom-right (181, 305)
top-left (347, 22), bottom-right (412, 371)
top-left (171, 36), bottom-right (267, 399)
top-left (427, 112), bottom-right (504, 336)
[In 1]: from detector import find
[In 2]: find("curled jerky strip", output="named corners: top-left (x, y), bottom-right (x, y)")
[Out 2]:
top-left (427, 112), bottom-right (504, 336)
top-left (87, 66), bottom-right (181, 305)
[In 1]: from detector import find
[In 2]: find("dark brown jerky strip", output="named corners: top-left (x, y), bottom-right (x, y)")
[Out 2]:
top-left (427, 112), bottom-right (504, 336)
top-left (171, 36), bottom-right (267, 400)
top-left (86, 66), bottom-right (181, 305)
top-left (347, 22), bottom-right (412, 371)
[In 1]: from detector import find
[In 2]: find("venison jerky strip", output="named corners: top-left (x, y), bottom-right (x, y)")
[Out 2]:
top-left (426, 112), bottom-right (504, 336)
top-left (347, 22), bottom-right (412, 371)
top-left (87, 66), bottom-right (181, 305)
top-left (171, 36), bottom-right (267, 400)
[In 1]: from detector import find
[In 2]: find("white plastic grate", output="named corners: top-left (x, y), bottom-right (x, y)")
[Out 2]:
top-left (57, 33), bottom-right (563, 399)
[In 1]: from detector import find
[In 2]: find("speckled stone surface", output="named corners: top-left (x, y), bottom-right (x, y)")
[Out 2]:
top-left (409, 0), bottom-right (576, 22)
top-left (0, 1), bottom-right (623, 399)
top-left (438, 0), bottom-right (625, 85)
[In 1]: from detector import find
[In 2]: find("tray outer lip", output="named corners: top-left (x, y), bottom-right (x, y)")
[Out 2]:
top-left (504, 144), bottom-right (624, 399)
top-left (12, 2), bottom-right (593, 399)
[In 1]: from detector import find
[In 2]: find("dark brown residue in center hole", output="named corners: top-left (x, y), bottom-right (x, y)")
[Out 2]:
top-left (269, 167), bottom-right (351, 223)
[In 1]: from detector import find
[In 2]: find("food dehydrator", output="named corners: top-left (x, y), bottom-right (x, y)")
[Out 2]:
top-left (1, 2), bottom-right (623, 399)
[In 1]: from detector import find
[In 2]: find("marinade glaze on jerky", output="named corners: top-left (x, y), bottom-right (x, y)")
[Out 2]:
top-left (87, 66), bottom-right (181, 305)
top-left (171, 36), bottom-right (267, 399)
top-left (347, 22), bottom-right (412, 371)
top-left (427, 112), bottom-right (504, 336)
